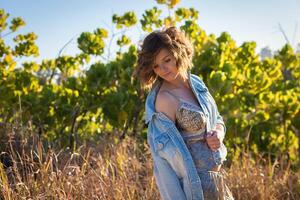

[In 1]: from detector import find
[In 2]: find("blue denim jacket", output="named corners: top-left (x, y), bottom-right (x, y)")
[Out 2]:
top-left (145, 73), bottom-right (227, 200)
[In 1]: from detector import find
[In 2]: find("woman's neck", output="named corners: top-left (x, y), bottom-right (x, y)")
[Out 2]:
top-left (163, 74), bottom-right (190, 90)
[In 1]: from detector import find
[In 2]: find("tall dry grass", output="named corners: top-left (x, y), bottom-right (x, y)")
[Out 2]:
top-left (0, 127), bottom-right (299, 199)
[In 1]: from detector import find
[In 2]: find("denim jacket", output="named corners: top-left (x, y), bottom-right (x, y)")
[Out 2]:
top-left (145, 73), bottom-right (227, 200)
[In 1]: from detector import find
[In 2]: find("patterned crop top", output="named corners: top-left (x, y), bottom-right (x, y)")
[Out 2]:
top-left (165, 91), bottom-right (207, 142)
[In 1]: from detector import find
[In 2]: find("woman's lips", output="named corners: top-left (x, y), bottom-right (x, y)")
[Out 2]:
top-left (163, 72), bottom-right (171, 76)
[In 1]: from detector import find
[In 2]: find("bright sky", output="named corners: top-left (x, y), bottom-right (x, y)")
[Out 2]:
top-left (2, 0), bottom-right (300, 62)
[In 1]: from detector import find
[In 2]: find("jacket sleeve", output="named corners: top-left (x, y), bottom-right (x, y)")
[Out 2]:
top-left (147, 123), bottom-right (187, 200)
top-left (152, 151), bottom-right (187, 200)
top-left (216, 111), bottom-right (226, 135)
top-left (194, 74), bottom-right (227, 135)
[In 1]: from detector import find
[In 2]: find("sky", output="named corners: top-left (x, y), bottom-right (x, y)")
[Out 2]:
top-left (2, 0), bottom-right (300, 63)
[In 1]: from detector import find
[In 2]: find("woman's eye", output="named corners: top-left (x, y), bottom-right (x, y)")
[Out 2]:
top-left (153, 65), bottom-right (158, 69)
top-left (165, 59), bottom-right (171, 63)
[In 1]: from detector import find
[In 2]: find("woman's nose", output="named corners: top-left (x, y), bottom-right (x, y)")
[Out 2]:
top-left (159, 64), bottom-right (168, 71)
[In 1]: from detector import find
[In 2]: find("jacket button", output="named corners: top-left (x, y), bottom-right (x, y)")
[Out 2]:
top-left (157, 142), bottom-right (164, 149)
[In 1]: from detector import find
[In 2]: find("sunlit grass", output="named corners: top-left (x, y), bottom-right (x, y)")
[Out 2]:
top-left (0, 128), bottom-right (299, 199)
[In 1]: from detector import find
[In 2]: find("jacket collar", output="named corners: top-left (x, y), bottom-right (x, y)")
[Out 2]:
top-left (144, 72), bottom-right (207, 124)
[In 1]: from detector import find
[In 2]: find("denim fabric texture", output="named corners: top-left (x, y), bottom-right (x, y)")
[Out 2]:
top-left (145, 73), bottom-right (228, 200)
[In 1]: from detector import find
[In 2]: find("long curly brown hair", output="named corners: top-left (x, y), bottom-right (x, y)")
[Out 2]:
top-left (134, 26), bottom-right (194, 90)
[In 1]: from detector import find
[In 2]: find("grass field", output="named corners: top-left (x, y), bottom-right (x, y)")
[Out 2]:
top-left (0, 131), bottom-right (299, 200)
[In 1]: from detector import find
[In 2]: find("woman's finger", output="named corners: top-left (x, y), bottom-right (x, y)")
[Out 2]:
top-left (207, 137), bottom-right (220, 144)
top-left (207, 141), bottom-right (220, 150)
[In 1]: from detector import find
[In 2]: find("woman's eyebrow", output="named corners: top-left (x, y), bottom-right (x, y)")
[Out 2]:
top-left (162, 55), bottom-right (170, 60)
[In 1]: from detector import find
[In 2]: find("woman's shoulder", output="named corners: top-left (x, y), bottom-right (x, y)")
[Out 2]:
top-left (155, 90), bottom-right (179, 122)
top-left (156, 90), bottom-right (178, 105)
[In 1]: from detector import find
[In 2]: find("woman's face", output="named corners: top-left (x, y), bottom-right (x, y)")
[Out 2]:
top-left (153, 48), bottom-right (179, 82)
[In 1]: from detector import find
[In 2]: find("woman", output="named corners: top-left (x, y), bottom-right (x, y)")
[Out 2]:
top-left (135, 26), bottom-right (233, 200)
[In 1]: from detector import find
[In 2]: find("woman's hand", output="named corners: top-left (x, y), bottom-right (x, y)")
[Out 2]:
top-left (206, 124), bottom-right (225, 151)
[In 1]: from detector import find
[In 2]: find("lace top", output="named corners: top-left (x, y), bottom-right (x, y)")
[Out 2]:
top-left (176, 99), bottom-right (207, 132)
top-left (165, 91), bottom-right (207, 142)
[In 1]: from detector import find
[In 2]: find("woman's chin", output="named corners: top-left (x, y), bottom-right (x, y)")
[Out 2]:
top-left (166, 73), bottom-right (181, 81)
top-left (164, 76), bottom-right (177, 82)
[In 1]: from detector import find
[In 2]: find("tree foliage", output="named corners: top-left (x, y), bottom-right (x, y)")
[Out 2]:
top-left (0, 1), bottom-right (299, 165)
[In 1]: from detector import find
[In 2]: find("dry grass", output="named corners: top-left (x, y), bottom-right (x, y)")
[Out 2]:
top-left (0, 133), bottom-right (159, 200)
top-left (227, 153), bottom-right (300, 200)
top-left (0, 132), bottom-right (299, 200)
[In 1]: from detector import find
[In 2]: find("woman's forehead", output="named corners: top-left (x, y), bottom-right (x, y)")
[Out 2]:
top-left (156, 48), bottom-right (171, 61)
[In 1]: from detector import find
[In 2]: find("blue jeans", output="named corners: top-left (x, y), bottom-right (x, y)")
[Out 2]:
top-left (198, 170), bottom-right (234, 200)
top-left (186, 141), bottom-right (234, 199)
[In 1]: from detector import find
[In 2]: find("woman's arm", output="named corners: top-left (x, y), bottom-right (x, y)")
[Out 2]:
top-left (207, 94), bottom-right (227, 150)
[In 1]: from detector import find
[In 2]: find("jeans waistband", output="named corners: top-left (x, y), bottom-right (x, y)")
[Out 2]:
top-left (181, 131), bottom-right (207, 144)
